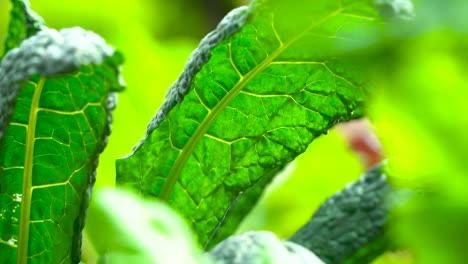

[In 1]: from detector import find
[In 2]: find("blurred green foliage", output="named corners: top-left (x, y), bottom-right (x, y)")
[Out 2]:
top-left (371, 32), bottom-right (468, 264)
top-left (0, 1), bottom-right (8, 40)
top-left (368, 1), bottom-right (468, 263)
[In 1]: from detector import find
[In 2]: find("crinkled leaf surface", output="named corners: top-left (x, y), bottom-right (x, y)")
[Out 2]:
top-left (0, 28), bottom-right (123, 263)
top-left (289, 164), bottom-right (412, 264)
top-left (117, 0), bottom-right (381, 247)
top-left (2, 0), bottom-right (45, 58)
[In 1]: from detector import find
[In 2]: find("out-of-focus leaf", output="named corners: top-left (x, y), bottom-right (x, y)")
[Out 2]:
top-left (208, 231), bottom-right (324, 264)
top-left (117, 0), bottom-right (381, 247)
top-left (0, 28), bottom-right (123, 264)
top-left (372, 251), bottom-right (413, 264)
top-left (86, 188), bottom-right (207, 264)
top-left (371, 30), bottom-right (468, 193)
top-left (289, 164), bottom-right (412, 264)
top-left (2, 0), bottom-right (45, 58)
top-left (370, 36), bottom-right (468, 264)
top-left (374, 0), bottom-right (414, 21)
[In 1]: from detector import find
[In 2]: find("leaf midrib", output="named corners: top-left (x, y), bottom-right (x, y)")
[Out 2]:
top-left (158, 8), bottom-right (344, 200)
top-left (17, 76), bottom-right (46, 264)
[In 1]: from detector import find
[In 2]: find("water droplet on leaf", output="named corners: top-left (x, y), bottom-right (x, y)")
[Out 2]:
top-left (7, 236), bottom-right (17, 246)
top-left (13, 193), bottom-right (22, 202)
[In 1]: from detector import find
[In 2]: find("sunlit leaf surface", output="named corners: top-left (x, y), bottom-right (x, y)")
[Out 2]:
top-left (117, 0), bottom-right (381, 247)
top-left (0, 27), bottom-right (123, 263)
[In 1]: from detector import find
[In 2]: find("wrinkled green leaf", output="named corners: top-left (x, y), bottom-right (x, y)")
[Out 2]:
top-left (0, 27), bottom-right (123, 264)
top-left (117, 0), bottom-right (381, 247)
top-left (87, 188), bottom-right (208, 264)
top-left (289, 164), bottom-right (412, 264)
top-left (2, 0), bottom-right (45, 58)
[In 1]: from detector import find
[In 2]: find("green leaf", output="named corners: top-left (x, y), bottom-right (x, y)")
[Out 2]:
top-left (289, 164), bottom-right (412, 264)
top-left (236, 129), bottom-right (364, 238)
top-left (86, 188), bottom-right (208, 264)
top-left (2, 0), bottom-right (46, 58)
top-left (0, 28), bottom-right (123, 264)
top-left (116, 0), bottom-right (381, 246)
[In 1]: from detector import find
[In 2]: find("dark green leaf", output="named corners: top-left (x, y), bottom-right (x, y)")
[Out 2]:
top-left (0, 28), bottom-right (123, 264)
top-left (2, 0), bottom-right (46, 58)
top-left (116, 0), bottom-right (381, 246)
top-left (289, 164), bottom-right (413, 264)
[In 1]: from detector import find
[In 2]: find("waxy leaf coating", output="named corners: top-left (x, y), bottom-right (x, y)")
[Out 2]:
top-left (0, 27), bottom-right (123, 264)
top-left (208, 231), bottom-right (325, 264)
top-left (117, 0), bottom-right (380, 246)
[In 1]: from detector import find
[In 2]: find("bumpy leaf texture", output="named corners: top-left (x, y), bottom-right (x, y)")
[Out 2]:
top-left (117, 0), bottom-right (381, 247)
top-left (2, 0), bottom-right (46, 58)
top-left (0, 15), bottom-right (124, 264)
top-left (289, 164), bottom-right (413, 264)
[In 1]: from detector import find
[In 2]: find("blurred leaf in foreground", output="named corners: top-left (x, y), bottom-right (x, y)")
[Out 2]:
top-left (87, 188), bottom-right (208, 264)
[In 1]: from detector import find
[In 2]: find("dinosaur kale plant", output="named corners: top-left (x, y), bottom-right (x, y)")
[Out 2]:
top-left (1, 0), bottom-right (466, 263)
top-left (0, 1), bottom-right (123, 263)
